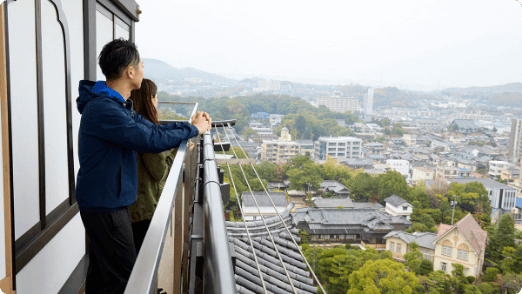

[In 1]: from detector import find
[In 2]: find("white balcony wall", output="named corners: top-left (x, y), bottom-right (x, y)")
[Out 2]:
top-left (8, 0), bottom-right (86, 291)
top-left (63, 0), bottom-right (84, 180)
top-left (17, 215), bottom-right (85, 294)
top-left (42, 0), bottom-right (69, 214)
top-left (8, 0), bottom-right (40, 240)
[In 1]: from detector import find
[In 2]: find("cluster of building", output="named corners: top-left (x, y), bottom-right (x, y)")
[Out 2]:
top-left (237, 178), bottom-right (487, 279)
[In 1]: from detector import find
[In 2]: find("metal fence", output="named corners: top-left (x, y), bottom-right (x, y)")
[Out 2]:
top-left (124, 103), bottom-right (236, 294)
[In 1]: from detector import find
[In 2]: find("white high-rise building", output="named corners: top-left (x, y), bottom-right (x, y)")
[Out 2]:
top-left (364, 88), bottom-right (374, 115)
top-left (316, 91), bottom-right (357, 113)
top-left (314, 136), bottom-right (362, 162)
top-left (508, 119), bottom-right (522, 162)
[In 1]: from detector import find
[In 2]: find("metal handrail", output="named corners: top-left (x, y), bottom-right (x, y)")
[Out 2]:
top-left (201, 132), bottom-right (236, 293)
top-left (124, 102), bottom-right (198, 294)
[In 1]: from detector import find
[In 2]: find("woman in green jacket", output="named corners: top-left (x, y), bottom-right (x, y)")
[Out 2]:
top-left (129, 79), bottom-right (177, 253)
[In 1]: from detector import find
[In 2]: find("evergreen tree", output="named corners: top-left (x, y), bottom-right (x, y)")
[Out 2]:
top-left (419, 259), bottom-right (434, 276)
top-left (488, 214), bottom-right (516, 262)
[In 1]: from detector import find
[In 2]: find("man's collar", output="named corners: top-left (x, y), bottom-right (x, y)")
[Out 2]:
top-left (93, 81), bottom-right (126, 103)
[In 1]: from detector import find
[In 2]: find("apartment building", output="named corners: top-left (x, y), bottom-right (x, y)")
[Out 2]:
top-left (364, 88), bottom-right (374, 115)
top-left (314, 137), bottom-right (362, 162)
top-left (296, 140), bottom-right (314, 158)
top-left (509, 119), bottom-right (522, 162)
top-left (488, 160), bottom-right (509, 178)
top-left (412, 166), bottom-right (434, 184)
top-left (260, 140), bottom-right (301, 163)
top-left (316, 91), bottom-right (358, 113)
top-left (386, 159), bottom-right (410, 177)
top-left (403, 134), bottom-right (417, 146)
top-left (269, 114), bottom-right (284, 126)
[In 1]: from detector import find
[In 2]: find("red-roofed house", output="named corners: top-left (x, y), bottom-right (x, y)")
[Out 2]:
top-left (432, 214), bottom-right (488, 279)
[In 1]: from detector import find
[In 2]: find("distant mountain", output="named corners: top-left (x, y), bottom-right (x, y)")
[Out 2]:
top-left (142, 58), bottom-right (237, 85)
top-left (443, 83), bottom-right (522, 93)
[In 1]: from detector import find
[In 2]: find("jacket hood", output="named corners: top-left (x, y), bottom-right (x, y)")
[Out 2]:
top-left (77, 80), bottom-right (125, 114)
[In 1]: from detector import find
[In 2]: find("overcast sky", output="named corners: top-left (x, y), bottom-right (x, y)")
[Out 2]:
top-left (135, 0), bottom-right (522, 91)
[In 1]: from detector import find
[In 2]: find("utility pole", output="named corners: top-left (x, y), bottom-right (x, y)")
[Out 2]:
top-left (451, 194), bottom-right (457, 225)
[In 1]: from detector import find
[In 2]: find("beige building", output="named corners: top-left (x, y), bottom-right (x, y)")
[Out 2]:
top-left (412, 166), bottom-right (434, 184)
top-left (433, 214), bottom-right (487, 279)
top-left (260, 127), bottom-right (300, 163)
top-left (403, 134), bottom-right (417, 146)
top-left (384, 231), bottom-right (437, 262)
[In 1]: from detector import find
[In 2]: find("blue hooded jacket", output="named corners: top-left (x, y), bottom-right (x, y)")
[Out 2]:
top-left (76, 80), bottom-right (199, 212)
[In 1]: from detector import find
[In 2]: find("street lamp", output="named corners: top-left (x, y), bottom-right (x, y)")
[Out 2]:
top-left (451, 194), bottom-right (457, 225)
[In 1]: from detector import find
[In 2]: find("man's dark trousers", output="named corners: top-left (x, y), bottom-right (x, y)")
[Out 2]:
top-left (81, 207), bottom-right (137, 294)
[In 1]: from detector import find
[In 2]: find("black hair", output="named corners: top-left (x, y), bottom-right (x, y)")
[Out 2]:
top-left (98, 38), bottom-right (140, 81)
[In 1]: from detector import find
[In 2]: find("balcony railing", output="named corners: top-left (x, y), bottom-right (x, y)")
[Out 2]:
top-left (124, 102), bottom-right (236, 294)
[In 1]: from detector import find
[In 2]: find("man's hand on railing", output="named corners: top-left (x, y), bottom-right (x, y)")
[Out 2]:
top-left (191, 111), bottom-right (212, 135)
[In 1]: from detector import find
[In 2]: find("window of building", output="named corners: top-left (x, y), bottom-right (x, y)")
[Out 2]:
top-left (317, 235), bottom-right (322, 239)
top-left (390, 242), bottom-right (395, 252)
top-left (332, 235), bottom-right (337, 239)
top-left (324, 235), bottom-right (330, 239)
top-left (442, 246), bottom-right (452, 257)
top-left (441, 262), bottom-right (447, 272)
top-left (458, 249), bottom-right (468, 260)
top-left (402, 206), bottom-right (408, 211)
top-left (337, 153), bottom-right (344, 157)
top-left (397, 243), bottom-right (401, 253)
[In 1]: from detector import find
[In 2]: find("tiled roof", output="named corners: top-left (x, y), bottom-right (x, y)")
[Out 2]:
top-left (291, 207), bottom-right (410, 234)
top-left (452, 119), bottom-right (479, 130)
top-left (313, 197), bottom-right (354, 208)
top-left (383, 231), bottom-right (437, 250)
top-left (319, 180), bottom-right (350, 194)
top-left (226, 204), bottom-right (317, 294)
top-left (242, 192), bottom-right (288, 207)
top-left (384, 194), bottom-right (409, 207)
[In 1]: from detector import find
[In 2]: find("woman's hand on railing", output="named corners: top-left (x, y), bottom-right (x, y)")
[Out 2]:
top-left (191, 111), bottom-right (212, 135)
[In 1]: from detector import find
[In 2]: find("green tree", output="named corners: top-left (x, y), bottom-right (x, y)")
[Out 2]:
top-left (392, 123), bottom-right (404, 136)
top-left (347, 173), bottom-right (379, 202)
top-left (380, 118), bottom-right (391, 127)
top-left (488, 214), bottom-right (516, 262)
top-left (378, 170), bottom-right (411, 203)
top-left (500, 246), bottom-right (522, 274)
top-left (482, 267), bottom-right (499, 282)
top-left (419, 259), bottom-right (434, 276)
top-left (424, 270), bottom-right (454, 294)
top-left (241, 127), bottom-right (257, 140)
top-left (451, 263), bottom-right (469, 294)
top-left (501, 273), bottom-right (522, 294)
top-left (403, 248), bottom-right (423, 275)
top-left (298, 229), bottom-right (310, 244)
top-left (347, 259), bottom-right (419, 294)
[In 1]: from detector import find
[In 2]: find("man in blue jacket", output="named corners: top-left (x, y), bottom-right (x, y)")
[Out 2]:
top-left (76, 38), bottom-right (211, 294)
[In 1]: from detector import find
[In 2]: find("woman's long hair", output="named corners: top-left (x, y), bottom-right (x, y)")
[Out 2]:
top-left (130, 79), bottom-right (159, 124)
